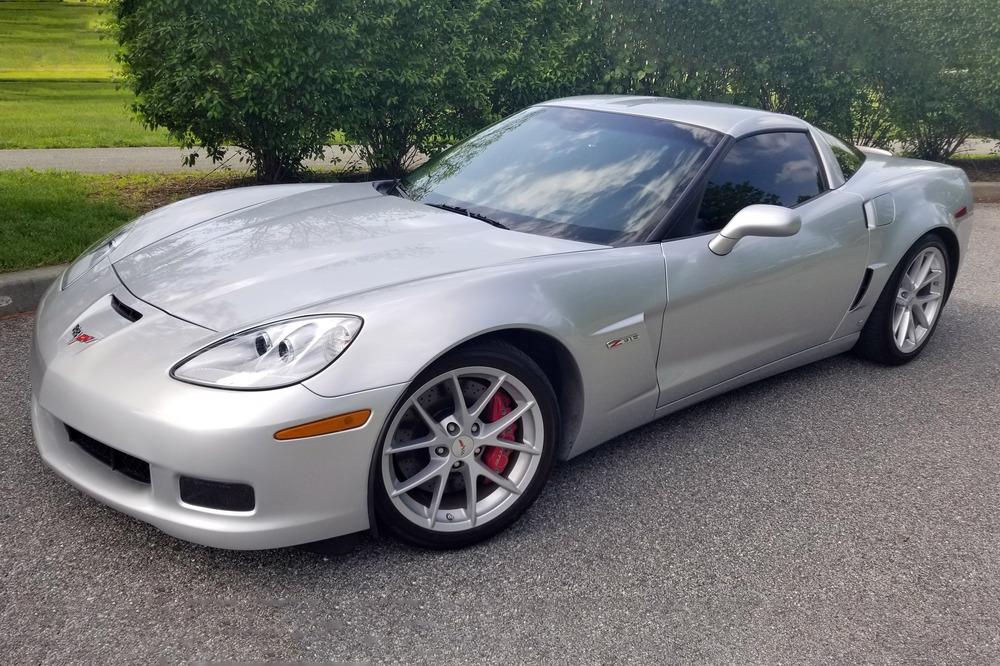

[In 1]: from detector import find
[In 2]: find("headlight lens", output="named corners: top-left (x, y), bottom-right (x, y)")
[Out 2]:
top-left (171, 315), bottom-right (363, 389)
top-left (62, 225), bottom-right (132, 289)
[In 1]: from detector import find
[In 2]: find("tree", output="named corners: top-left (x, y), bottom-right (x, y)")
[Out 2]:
top-left (110, 0), bottom-right (352, 182)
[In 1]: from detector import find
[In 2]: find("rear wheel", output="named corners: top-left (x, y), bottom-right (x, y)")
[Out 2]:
top-left (373, 341), bottom-right (558, 549)
top-left (856, 234), bottom-right (951, 365)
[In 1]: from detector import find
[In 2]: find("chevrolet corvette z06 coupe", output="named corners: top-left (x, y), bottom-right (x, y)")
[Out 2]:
top-left (32, 96), bottom-right (974, 549)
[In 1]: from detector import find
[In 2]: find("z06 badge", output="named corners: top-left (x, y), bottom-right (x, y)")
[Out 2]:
top-left (606, 334), bottom-right (639, 350)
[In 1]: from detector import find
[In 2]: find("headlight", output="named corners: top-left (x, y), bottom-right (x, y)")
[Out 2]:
top-left (62, 225), bottom-right (133, 289)
top-left (171, 315), bottom-right (363, 389)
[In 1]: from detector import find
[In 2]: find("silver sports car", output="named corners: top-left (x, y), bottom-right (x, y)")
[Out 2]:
top-left (31, 96), bottom-right (974, 550)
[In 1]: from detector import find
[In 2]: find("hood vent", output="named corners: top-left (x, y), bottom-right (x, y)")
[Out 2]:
top-left (111, 295), bottom-right (143, 323)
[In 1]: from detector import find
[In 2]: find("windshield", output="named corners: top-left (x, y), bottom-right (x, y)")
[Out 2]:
top-left (401, 106), bottom-right (722, 244)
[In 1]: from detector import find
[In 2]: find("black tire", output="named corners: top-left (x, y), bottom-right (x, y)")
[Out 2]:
top-left (855, 233), bottom-right (952, 365)
top-left (372, 340), bottom-right (559, 549)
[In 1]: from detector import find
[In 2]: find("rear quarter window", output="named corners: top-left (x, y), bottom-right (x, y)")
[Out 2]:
top-left (820, 130), bottom-right (866, 180)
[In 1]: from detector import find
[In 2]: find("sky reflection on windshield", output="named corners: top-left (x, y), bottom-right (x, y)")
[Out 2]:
top-left (404, 106), bottom-right (721, 244)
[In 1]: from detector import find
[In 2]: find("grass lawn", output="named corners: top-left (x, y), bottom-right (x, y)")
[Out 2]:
top-left (0, 80), bottom-right (172, 148)
top-left (0, 0), bottom-right (176, 148)
top-left (0, 0), bottom-right (114, 81)
top-left (0, 169), bottom-right (345, 272)
top-left (0, 156), bottom-right (993, 273)
top-left (0, 169), bottom-right (133, 271)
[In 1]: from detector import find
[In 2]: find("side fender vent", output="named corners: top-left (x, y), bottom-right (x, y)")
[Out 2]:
top-left (850, 268), bottom-right (875, 311)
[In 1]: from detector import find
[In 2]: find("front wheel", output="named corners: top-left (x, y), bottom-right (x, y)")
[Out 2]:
top-left (856, 234), bottom-right (952, 365)
top-left (373, 341), bottom-right (559, 549)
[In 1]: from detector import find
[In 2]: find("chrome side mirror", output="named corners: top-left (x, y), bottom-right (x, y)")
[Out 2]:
top-left (708, 204), bottom-right (802, 256)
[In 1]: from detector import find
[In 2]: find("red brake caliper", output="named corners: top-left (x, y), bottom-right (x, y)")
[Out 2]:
top-left (482, 390), bottom-right (517, 476)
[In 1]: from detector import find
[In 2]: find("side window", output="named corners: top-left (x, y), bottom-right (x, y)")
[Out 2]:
top-left (694, 132), bottom-right (826, 234)
top-left (820, 130), bottom-right (866, 180)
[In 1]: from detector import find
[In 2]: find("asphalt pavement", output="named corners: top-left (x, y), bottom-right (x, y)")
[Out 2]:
top-left (2, 208), bottom-right (999, 663)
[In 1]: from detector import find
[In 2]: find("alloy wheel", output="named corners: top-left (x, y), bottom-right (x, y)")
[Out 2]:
top-left (380, 366), bottom-right (544, 532)
top-left (892, 246), bottom-right (947, 353)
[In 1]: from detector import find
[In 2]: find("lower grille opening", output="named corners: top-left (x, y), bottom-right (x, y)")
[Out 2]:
top-left (67, 426), bottom-right (151, 484)
top-left (179, 476), bottom-right (255, 512)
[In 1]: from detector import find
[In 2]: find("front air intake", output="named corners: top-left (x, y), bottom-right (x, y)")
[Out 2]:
top-left (67, 426), bottom-right (151, 484)
top-left (179, 477), bottom-right (255, 512)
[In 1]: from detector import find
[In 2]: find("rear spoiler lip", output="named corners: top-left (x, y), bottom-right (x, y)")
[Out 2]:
top-left (857, 145), bottom-right (894, 157)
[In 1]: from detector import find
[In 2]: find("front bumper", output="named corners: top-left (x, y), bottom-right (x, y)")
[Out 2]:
top-left (31, 268), bottom-right (406, 550)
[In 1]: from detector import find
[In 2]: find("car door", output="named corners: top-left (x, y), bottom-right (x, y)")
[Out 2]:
top-left (656, 130), bottom-right (869, 407)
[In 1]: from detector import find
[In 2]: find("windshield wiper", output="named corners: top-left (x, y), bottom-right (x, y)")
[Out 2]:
top-left (424, 202), bottom-right (509, 230)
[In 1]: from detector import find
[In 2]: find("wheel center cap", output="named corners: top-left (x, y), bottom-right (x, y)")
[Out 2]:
top-left (451, 435), bottom-right (474, 458)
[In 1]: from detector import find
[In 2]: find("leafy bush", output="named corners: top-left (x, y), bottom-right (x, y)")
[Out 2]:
top-left (110, 0), bottom-right (351, 182)
top-left (596, 0), bottom-right (865, 138)
top-left (874, 0), bottom-right (1000, 160)
top-left (338, 0), bottom-right (601, 178)
top-left (335, 1), bottom-right (486, 179)
top-left (596, 0), bottom-right (1000, 160)
top-left (110, 0), bottom-right (997, 181)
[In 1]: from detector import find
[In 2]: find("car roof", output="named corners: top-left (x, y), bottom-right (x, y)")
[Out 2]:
top-left (540, 95), bottom-right (811, 137)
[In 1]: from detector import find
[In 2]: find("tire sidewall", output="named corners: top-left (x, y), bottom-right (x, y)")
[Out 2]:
top-left (371, 342), bottom-right (559, 549)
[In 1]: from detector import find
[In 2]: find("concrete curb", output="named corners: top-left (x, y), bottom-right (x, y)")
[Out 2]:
top-left (1, 184), bottom-right (998, 317)
top-left (0, 265), bottom-right (65, 318)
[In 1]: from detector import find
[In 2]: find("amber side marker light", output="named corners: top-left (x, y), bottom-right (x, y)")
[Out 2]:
top-left (274, 409), bottom-right (372, 441)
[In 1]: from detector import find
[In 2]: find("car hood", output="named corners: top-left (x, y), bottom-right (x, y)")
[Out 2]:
top-left (114, 182), bottom-right (597, 331)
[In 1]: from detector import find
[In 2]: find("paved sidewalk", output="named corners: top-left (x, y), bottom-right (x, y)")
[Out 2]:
top-left (0, 139), bottom-right (993, 174)
top-left (956, 137), bottom-right (999, 155)
top-left (0, 145), bottom-right (364, 173)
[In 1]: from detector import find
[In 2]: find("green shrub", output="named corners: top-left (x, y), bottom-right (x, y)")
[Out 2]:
top-left (596, 0), bottom-right (1000, 160)
top-left (338, 0), bottom-right (601, 178)
top-left (109, 0), bottom-right (997, 181)
top-left (110, 0), bottom-right (352, 182)
top-left (111, 0), bottom-right (600, 181)
top-left (875, 0), bottom-right (1000, 160)
top-left (596, 0), bottom-right (866, 138)
top-left (335, 0), bottom-right (486, 179)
